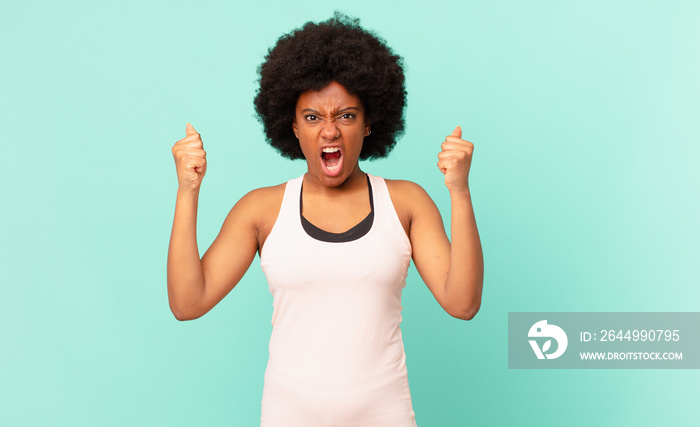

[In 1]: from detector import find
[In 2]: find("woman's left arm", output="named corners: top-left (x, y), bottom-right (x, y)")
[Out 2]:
top-left (408, 126), bottom-right (483, 320)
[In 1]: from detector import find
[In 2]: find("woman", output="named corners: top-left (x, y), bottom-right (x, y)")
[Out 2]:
top-left (168, 13), bottom-right (483, 427)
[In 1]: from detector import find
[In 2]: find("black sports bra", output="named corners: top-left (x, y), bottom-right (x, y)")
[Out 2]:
top-left (299, 175), bottom-right (374, 243)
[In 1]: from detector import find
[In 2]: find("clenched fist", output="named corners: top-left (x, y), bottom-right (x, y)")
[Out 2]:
top-left (437, 126), bottom-right (474, 193)
top-left (172, 123), bottom-right (207, 191)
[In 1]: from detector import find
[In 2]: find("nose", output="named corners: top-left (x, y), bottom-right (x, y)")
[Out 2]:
top-left (320, 119), bottom-right (340, 140)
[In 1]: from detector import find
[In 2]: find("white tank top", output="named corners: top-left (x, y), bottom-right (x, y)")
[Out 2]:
top-left (259, 173), bottom-right (417, 426)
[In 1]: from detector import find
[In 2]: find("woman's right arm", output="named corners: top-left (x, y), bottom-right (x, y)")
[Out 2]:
top-left (167, 124), bottom-right (259, 321)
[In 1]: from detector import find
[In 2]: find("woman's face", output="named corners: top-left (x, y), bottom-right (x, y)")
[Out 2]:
top-left (292, 81), bottom-right (370, 187)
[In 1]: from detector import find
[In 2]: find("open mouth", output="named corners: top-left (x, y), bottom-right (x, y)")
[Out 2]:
top-left (321, 147), bottom-right (342, 174)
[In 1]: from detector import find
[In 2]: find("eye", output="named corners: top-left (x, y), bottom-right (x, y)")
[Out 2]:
top-left (304, 114), bottom-right (318, 121)
top-left (339, 113), bottom-right (355, 120)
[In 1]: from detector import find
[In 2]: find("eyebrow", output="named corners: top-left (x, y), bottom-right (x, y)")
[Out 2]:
top-left (301, 107), bottom-right (360, 114)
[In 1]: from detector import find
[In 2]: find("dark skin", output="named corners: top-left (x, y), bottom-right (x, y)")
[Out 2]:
top-left (168, 81), bottom-right (483, 321)
top-left (292, 81), bottom-right (372, 234)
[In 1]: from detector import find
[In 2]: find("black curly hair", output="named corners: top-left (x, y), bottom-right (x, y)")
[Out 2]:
top-left (254, 12), bottom-right (407, 160)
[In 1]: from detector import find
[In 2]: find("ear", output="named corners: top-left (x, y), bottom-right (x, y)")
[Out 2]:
top-left (292, 118), bottom-right (298, 139)
top-left (364, 119), bottom-right (371, 136)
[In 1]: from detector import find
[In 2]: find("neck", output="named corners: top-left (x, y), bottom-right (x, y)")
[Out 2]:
top-left (303, 164), bottom-right (366, 196)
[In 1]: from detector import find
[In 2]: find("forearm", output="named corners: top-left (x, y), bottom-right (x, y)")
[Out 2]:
top-left (167, 188), bottom-right (206, 320)
top-left (444, 188), bottom-right (484, 319)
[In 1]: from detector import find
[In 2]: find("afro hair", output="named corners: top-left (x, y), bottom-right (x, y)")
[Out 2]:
top-left (254, 12), bottom-right (407, 160)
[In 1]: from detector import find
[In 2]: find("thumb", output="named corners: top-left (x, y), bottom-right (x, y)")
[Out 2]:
top-left (450, 126), bottom-right (462, 138)
top-left (186, 123), bottom-right (197, 136)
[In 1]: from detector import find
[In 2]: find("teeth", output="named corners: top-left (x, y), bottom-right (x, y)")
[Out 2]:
top-left (322, 147), bottom-right (340, 153)
top-left (326, 164), bottom-right (340, 171)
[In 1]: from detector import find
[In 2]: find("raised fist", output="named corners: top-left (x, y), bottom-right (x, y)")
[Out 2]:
top-left (437, 126), bottom-right (474, 192)
top-left (172, 123), bottom-right (207, 191)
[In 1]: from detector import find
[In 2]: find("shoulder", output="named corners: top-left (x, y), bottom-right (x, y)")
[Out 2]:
top-left (231, 182), bottom-right (287, 250)
top-left (383, 178), bottom-right (433, 206)
top-left (231, 182), bottom-right (286, 226)
top-left (238, 182), bottom-right (286, 209)
top-left (381, 178), bottom-right (438, 234)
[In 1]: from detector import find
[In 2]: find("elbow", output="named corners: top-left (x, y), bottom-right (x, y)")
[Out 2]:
top-left (447, 278), bottom-right (483, 321)
top-left (450, 308), bottom-right (479, 321)
top-left (448, 301), bottom-right (481, 321)
top-left (168, 285), bottom-right (208, 321)
top-left (172, 310), bottom-right (200, 322)
top-left (169, 300), bottom-right (204, 322)
top-left (442, 272), bottom-right (484, 320)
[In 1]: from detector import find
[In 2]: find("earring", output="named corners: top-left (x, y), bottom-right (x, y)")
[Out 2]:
top-left (366, 129), bottom-right (371, 136)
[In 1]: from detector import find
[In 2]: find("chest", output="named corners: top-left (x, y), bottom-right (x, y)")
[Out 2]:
top-left (302, 191), bottom-right (372, 234)
top-left (257, 178), bottom-right (412, 253)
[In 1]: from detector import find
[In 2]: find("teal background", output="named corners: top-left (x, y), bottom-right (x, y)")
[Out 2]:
top-left (1, 0), bottom-right (698, 425)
